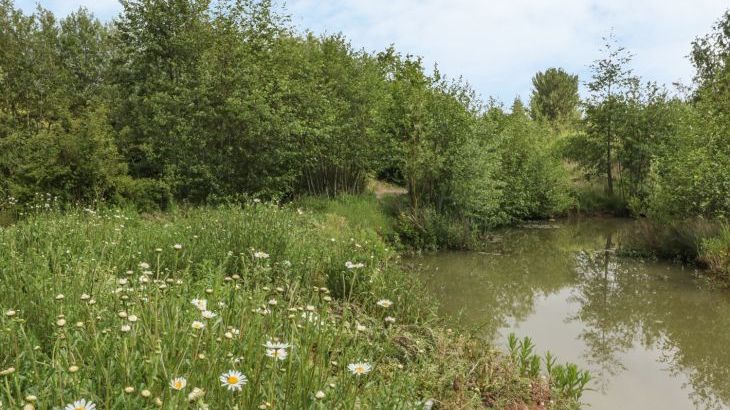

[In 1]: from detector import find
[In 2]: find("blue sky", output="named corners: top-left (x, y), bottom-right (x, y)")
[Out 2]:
top-left (15, 0), bottom-right (729, 103)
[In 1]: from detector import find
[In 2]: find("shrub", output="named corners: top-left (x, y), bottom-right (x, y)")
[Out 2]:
top-left (700, 224), bottom-right (730, 278)
top-left (113, 176), bottom-right (172, 212)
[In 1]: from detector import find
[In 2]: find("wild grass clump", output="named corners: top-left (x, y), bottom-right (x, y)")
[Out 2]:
top-left (0, 201), bottom-right (586, 409)
top-left (620, 219), bottom-right (720, 262)
top-left (699, 225), bottom-right (730, 279)
top-left (571, 184), bottom-right (629, 216)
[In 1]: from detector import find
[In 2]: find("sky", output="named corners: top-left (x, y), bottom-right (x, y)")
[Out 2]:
top-left (14, 0), bottom-right (729, 104)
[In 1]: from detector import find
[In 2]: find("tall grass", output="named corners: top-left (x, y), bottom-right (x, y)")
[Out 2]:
top-left (0, 201), bottom-right (585, 409)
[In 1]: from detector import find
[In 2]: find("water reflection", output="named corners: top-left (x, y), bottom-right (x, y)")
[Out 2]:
top-left (415, 218), bottom-right (730, 410)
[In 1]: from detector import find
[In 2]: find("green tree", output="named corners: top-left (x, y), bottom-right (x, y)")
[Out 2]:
top-left (529, 67), bottom-right (580, 131)
top-left (584, 33), bottom-right (635, 196)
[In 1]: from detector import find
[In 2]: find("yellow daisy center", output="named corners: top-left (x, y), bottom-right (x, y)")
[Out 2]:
top-left (75, 407), bottom-right (85, 410)
top-left (227, 375), bottom-right (239, 384)
top-left (355, 366), bottom-right (365, 373)
top-left (174, 381), bottom-right (183, 389)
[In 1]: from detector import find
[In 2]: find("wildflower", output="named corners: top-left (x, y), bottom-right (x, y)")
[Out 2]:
top-left (118, 278), bottom-right (128, 285)
top-left (348, 362), bottom-right (372, 376)
top-left (25, 395), bottom-right (37, 402)
top-left (376, 299), bottom-right (393, 308)
top-left (224, 331), bottom-right (233, 339)
top-left (268, 299), bottom-right (277, 306)
top-left (139, 262), bottom-right (150, 270)
top-left (56, 294), bottom-right (65, 300)
top-left (345, 261), bottom-right (365, 269)
top-left (264, 340), bottom-right (290, 349)
top-left (323, 296), bottom-right (332, 302)
top-left (173, 244), bottom-right (183, 250)
top-left (127, 315), bottom-right (139, 322)
top-left (170, 377), bottom-right (187, 391)
top-left (219, 370), bottom-right (247, 391)
top-left (384, 316), bottom-right (396, 324)
top-left (191, 298), bottom-right (207, 311)
top-left (264, 341), bottom-right (290, 361)
top-left (253, 251), bottom-right (269, 259)
top-left (120, 325), bottom-right (132, 332)
top-left (154, 397), bottom-right (163, 406)
top-left (191, 321), bottom-right (205, 330)
top-left (187, 387), bottom-right (206, 402)
top-left (141, 389), bottom-right (152, 398)
top-left (80, 293), bottom-right (90, 301)
top-left (5, 309), bottom-right (16, 317)
top-left (124, 386), bottom-right (135, 394)
top-left (56, 318), bottom-right (67, 327)
top-left (266, 348), bottom-right (288, 360)
top-left (356, 324), bottom-right (367, 332)
top-left (118, 311), bottom-right (128, 319)
top-left (201, 310), bottom-right (217, 319)
top-left (155, 248), bottom-right (163, 253)
top-left (64, 399), bottom-right (96, 410)
top-left (301, 312), bottom-right (319, 323)
top-left (68, 365), bottom-right (79, 373)
top-left (315, 390), bottom-right (326, 399)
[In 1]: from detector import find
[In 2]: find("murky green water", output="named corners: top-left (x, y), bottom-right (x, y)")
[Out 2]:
top-left (415, 218), bottom-right (730, 410)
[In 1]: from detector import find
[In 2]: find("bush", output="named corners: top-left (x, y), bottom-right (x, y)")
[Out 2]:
top-left (492, 113), bottom-right (574, 222)
top-left (113, 177), bottom-right (173, 212)
top-left (620, 219), bottom-right (722, 263)
top-left (393, 206), bottom-right (479, 251)
top-left (700, 225), bottom-right (730, 278)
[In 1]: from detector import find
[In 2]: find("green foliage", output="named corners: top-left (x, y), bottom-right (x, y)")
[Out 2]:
top-left (529, 67), bottom-right (580, 131)
top-left (491, 112), bottom-right (573, 222)
top-left (507, 334), bottom-right (590, 402)
top-left (700, 224), bottom-right (730, 278)
top-left (620, 219), bottom-right (721, 263)
top-left (113, 176), bottom-right (172, 212)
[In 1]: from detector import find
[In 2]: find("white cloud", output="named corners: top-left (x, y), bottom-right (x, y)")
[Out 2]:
top-left (286, 0), bottom-right (728, 102)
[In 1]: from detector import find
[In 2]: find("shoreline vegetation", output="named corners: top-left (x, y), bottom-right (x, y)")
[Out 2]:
top-left (1, 198), bottom-right (588, 409)
top-left (0, 0), bottom-right (729, 408)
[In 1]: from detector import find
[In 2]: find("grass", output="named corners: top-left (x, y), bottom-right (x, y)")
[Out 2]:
top-left (0, 199), bottom-right (585, 409)
top-left (620, 218), bottom-right (730, 281)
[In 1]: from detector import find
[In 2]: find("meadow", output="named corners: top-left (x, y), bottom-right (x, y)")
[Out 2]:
top-left (0, 199), bottom-right (586, 409)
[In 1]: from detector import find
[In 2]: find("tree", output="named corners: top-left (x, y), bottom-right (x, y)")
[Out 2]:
top-left (529, 67), bottom-right (579, 130)
top-left (585, 33), bottom-right (635, 195)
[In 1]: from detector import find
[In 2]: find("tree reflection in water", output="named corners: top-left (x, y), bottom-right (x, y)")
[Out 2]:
top-left (417, 218), bottom-right (730, 409)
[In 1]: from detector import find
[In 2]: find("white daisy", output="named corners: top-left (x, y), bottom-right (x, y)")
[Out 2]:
top-left (264, 340), bottom-right (290, 350)
top-left (201, 310), bottom-right (217, 319)
top-left (266, 348), bottom-right (288, 361)
top-left (64, 399), bottom-right (96, 410)
top-left (348, 362), bottom-right (372, 376)
top-left (191, 321), bottom-right (205, 330)
top-left (219, 370), bottom-right (247, 391)
top-left (170, 376), bottom-right (187, 391)
top-left (191, 298), bottom-right (207, 311)
top-left (253, 251), bottom-right (269, 259)
top-left (376, 299), bottom-right (393, 308)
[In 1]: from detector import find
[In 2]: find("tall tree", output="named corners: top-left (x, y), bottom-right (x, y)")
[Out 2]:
top-left (585, 33), bottom-right (635, 195)
top-left (529, 67), bottom-right (579, 130)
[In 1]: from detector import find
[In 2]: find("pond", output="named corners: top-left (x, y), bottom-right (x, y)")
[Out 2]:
top-left (414, 218), bottom-right (730, 410)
